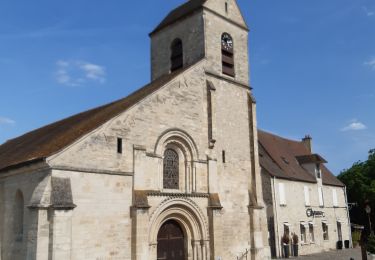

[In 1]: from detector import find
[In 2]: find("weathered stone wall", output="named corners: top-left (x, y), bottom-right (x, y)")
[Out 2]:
top-left (203, 0), bottom-right (248, 29)
top-left (51, 169), bottom-right (133, 260)
top-left (0, 165), bottom-right (50, 260)
top-left (265, 174), bottom-right (350, 257)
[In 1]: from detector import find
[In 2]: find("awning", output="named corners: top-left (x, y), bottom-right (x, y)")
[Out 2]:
top-left (337, 219), bottom-right (346, 224)
top-left (322, 220), bottom-right (329, 224)
top-left (308, 221), bottom-right (317, 226)
top-left (283, 222), bottom-right (291, 227)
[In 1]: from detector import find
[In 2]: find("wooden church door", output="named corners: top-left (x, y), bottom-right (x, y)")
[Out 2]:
top-left (157, 220), bottom-right (185, 260)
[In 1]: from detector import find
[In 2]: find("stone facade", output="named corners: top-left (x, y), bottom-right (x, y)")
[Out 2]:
top-left (0, 1), bottom-right (271, 260)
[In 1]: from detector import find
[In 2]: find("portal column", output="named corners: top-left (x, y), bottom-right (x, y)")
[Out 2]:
top-left (192, 240), bottom-right (202, 260)
top-left (201, 240), bottom-right (208, 260)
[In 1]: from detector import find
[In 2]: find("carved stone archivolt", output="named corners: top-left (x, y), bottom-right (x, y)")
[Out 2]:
top-left (149, 197), bottom-right (209, 242)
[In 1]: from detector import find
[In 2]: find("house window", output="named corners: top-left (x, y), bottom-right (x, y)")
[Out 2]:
top-left (221, 33), bottom-right (235, 77)
top-left (322, 222), bottom-right (329, 240)
top-left (14, 190), bottom-right (24, 242)
top-left (170, 38), bottom-right (183, 72)
top-left (300, 223), bottom-right (307, 244)
top-left (304, 186), bottom-right (310, 206)
top-left (222, 150), bottom-right (226, 163)
top-left (163, 149), bottom-right (179, 189)
top-left (225, 2), bottom-right (228, 14)
top-left (309, 223), bottom-right (315, 243)
top-left (316, 163), bottom-right (321, 178)
top-left (318, 187), bottom-right (324, 207)
top-left (279, 183), bottom-right (286, 206)
top-left (332, 188), bottom-right (338, 207)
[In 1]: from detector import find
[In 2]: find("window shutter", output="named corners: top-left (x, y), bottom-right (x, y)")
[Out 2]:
top-left (279, 183), bottom-right (286, 205)
top-left (332, 189), bottom-right (338, 207)
top-left (318, 187), bottom-right (324, 207)
top-left (304, 186), bottom-right (310, 206)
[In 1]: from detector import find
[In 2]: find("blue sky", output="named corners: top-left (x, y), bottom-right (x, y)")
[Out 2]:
top-left (0, 0), bottom-right (374, 174)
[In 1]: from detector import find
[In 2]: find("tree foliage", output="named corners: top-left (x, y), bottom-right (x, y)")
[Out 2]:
top-left (338, 149), bottom-right (375, 233)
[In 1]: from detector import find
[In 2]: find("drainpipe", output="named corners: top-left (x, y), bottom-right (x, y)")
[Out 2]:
top-left (271, 176), bottom-right (281, 258)
top-left (344, 186), bottom-right (353, 248)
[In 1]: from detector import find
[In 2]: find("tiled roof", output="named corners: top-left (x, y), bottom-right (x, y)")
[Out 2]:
top-left (258, 130), bottom-right (344, 187)
top-left (150, 0), bottom-right (207, 35)
top-left (0, 64), bottom-right (195, 173)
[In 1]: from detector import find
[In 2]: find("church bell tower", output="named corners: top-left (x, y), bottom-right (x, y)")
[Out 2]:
top-left (149, 0), bottom-right (250, 86)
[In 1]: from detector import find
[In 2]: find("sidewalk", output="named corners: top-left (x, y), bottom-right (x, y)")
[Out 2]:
top-left (280, 248), bottom-right (362, 260)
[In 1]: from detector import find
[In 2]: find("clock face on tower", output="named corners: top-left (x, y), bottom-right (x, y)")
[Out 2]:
top-left (221, 33), bottom-right (233, 51)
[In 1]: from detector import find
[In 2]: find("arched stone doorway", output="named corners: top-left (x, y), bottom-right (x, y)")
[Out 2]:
top-left (149, 198), bottom-right (210, 260)
top-left (157, 220), bottom-right (186, 260)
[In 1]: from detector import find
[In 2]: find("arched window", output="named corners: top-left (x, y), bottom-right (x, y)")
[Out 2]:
top-left (170, 38), bottom-right (183, 72)
top-left (163, 149), bottom-right (179, 189)
top-left (221, 33), bottom-right (235, 77)
top-left (14, 190), bottom-right (24, 242)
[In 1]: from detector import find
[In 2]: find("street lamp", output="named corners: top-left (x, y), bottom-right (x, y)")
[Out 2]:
top-left (365, 205), bottom-right (373, 235)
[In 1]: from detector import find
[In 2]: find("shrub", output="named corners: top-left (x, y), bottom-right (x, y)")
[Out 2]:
top-left (368, 234), bottom-right (375, 254)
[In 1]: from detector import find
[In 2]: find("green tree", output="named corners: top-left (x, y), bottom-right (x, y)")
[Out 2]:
top-left (338, 149), bottom-right (375, 234)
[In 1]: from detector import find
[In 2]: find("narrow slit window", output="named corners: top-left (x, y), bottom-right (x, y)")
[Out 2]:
top-left (225, 2), bottom-right (228, 14)
top-left (117, 138), bottom-right (123, 154)
top-left (221, 33), bottom-right (235, 77)
top-left (222, 150), bottom-right (226, 163)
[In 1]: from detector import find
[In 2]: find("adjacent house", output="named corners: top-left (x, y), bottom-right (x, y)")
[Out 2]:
top-left (259, 130), bottom-right (351, 258)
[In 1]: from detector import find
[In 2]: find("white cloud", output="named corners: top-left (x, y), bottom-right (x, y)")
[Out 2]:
top-left (363, 7), bottom-right (374, 17)
top-left (364, 57), bottom-right (375, 70)
top-left (341, 120), bottom-right (367, 131)
top-left (80, 63), bottom-right (106, 83)
top-left (0, 117), bottom-right (15, 125)
top-left (55, 60), bottom-right (106, 87)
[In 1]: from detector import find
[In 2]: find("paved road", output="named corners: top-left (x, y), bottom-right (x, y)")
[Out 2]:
top-left (280, 248), bottom-right (362, 260)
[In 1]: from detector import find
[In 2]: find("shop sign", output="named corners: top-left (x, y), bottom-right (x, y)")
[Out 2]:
top-left (306, 208), bottom-right (325, 218)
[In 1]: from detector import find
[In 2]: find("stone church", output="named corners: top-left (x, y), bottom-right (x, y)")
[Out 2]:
top-left (0, 0), bottom-right (271, 259)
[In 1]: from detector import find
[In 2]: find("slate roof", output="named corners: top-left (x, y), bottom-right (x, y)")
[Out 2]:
top-left (0, 64), bottom-right (194, 173)
top-left (150, 0), bottom-right (207, 35)
top-left (258, 130), bottom-right (344, 187)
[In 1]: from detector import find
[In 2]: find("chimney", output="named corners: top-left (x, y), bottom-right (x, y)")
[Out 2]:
top-left (302, 135), bottom-right (312, 153)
